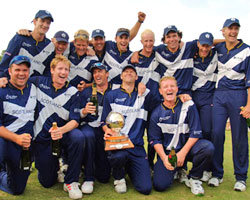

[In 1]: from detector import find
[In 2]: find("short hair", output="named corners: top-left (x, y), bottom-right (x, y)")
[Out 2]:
top-left (141, 29), bottom-right (155, 40)
top-left (159, 76), bottom-right (177, 88)
top-left (74, 29), bottom-right (89, 41)
top-left (161, 30), bottom-right (183, 43)
top-left (50, 55), bottom-right (71, 70)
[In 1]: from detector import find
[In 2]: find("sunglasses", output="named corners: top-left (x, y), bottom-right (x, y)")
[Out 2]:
top-left (91, 62), bottom-right (107, 71)
top-left (74, 33), bottom-right (89, 39)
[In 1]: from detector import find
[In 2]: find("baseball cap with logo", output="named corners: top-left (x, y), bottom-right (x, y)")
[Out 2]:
top-left (54, 31), bottom-right (69, 43)
top-left (198, 32), bottom-right (214, 46)
top-left (116, 28), bottom-right (130, 37)
top-left (223, 18), bottom-right (240, 28)
top-left (164, 25), bottom-right (178, 35)
top-left (34, 10), bottom-right (54, 22)
top-left (90, 62), bottom-right (108, 72)
top-left (9, 55), bottom-right (31, 68)
top-left (122, 64), bottom-right (137, 74)
top-left (91, 29), bottom-right (105, 38)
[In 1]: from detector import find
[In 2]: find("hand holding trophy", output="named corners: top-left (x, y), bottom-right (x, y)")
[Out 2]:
top-left (105, 111), bottom-right (134, 151)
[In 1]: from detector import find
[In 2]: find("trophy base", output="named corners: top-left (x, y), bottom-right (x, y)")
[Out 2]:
top-left (105, 135), bottom-right (134, 151)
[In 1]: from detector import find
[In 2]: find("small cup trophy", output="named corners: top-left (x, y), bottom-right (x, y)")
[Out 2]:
top-left (105, 111), bottom-right (134, 151)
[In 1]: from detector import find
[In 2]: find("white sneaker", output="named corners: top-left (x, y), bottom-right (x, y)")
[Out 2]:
top-left (114, 178), bottom-right (127, 193)
top-left (81, 181), bottom-right (94, 194)
top-left (186, 178), bottom-right (204, 196)
top-left (234, 181), bottom-right (246, 192)
top-left (208, 177), bottom-right (223, 187)
top-left (178, 169), bottom-right (188, 184)
top-left (64, 182), bottom-right (82, 199)
top-left (200, 171), bottom-right (212, 182)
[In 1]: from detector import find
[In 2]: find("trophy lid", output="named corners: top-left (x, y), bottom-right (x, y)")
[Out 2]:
top-left (106, 111), bottom-right (125, 129)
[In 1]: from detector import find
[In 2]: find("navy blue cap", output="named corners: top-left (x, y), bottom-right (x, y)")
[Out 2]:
top-left (54, 31), bottom-right (69, 43)
top-left (164, 25), bottom-right (178, 35)
top-left (116, 28), bottom-right (130, 37)
top-left (122, 65), bottom-right (137, 74)
top-left (198, 32), bottom-right (214, 46)
top-left (9, 55), bottom-right (31, 68)
top-left (223, 18), bottom-right (240, 28)
top-left (91, 29), bottom-right (105, 38)
top-left (91, 62), bottom-right (108, 72)
top-left (34, 10), bottom-right (54, 22)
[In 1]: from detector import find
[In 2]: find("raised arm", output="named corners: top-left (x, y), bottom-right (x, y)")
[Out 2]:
top-left (129, 12), bottom-right (146, 41)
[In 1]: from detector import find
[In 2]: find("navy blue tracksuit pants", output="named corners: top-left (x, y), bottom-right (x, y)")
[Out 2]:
top-left (108, 146), bottom-right (152, 195)
top-left (34, 128), bottom-right (85, 187)
top-left (80, 124), bottom-right (96, 182)
top-left (0, 138), bottom-right (31, 195)
top-left (94, 127), bottom-right (111, 183)
top-left (153, 139), bottom-right (214, 191)
top-left (192, 91), bottom-right (213, 140)
top-left (211, 89), bottom-right (249, 181)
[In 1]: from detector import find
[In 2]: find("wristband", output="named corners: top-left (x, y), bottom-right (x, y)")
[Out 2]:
top-left (138, 20), bottom-right (144, 23)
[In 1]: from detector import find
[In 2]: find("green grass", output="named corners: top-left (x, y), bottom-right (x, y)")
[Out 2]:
top-left (1, 131), bottom-right (250, 200)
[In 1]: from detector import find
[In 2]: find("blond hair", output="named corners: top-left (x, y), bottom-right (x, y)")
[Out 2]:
top-left (141, 29), bottom-right (155, 40)
top-left (50, 55), bottom-right (71, 70)
top-left (74, 29), bottom-right (89, 41)
top-left (159, 76), bottom-right (177, 88)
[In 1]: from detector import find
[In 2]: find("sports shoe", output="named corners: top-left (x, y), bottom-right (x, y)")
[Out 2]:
top-left (64, 182), bottom-right (82, 199)
top-left (178, 169), bottom-right (188, 184)
top-left (185, 178), bottom-right (204, 196)
top-left (81, 181), bottom-right (94, 194)
top-left (208, 177), bottom-right (223, 187)
top-left (114, 178), bottom-right (127, 193)
top-left (234, 181), bottom-right (246, 192)
top-left (200, 171), bottom-right (212, 182)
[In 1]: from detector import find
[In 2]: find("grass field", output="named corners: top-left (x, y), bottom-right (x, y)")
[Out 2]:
top-left (1, 131), bottom-right (250, 200)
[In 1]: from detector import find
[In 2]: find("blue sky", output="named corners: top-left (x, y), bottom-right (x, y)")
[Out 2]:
top-left (1, 0), bottom-right (250, 51)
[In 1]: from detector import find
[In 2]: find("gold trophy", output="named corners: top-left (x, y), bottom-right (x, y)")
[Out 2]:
top-left (105, 111), bottom-right (134, 151)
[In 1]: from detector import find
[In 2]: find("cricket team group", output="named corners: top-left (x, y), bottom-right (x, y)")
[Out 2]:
top-left (0, 9), bottom-right (249, 199)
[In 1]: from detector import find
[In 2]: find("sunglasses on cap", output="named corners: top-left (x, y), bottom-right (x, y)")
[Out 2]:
top-left (74, 33), bottom-right (89, 39)
top-left (91, 62), bottom-right (108, 71)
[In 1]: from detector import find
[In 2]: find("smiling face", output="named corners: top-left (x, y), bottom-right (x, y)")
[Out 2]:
top-left (8, 63), bottom-right (30, 90)
top-left (141, 32), bottom-right (155, 55)
top-left (121, 68), bottom-right (138, 84)
top-left (197, 42), bottom-right (212, 58)
top-left (159, 77), bottom-right (178, 105)
top-left (164, 32), bottom-right (180, 52)
top-left (115, 35), bottom-right (129, 53)
top-left (92, 36), bottom-right (105, 54)
top-left (74, 39), bottom-right (89, 56)
top-left (54, 41), bottom-right (68, 55)
top-left (51, 61), bottom-right (70, 89)
top-left (33, 18), bottom-right (51, 35)
top-left (222, 24), bottom-right (240, 45)
top-left (93, 68), bottom-right (109, 87)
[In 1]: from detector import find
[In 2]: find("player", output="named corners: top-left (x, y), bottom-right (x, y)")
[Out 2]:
top-left (0, 56), bottom-right (36, 195)
top-left (208, 18), bottom-right (250, 192)
top-left (0, 10), bottom-right (54, 78)
top-left (101, 65), bottom-right (160, 195)
top-left (148, 76), bottom-right (214, 196)
top-left (32, 55), bottom-right (85, 199)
